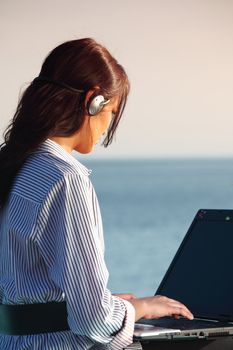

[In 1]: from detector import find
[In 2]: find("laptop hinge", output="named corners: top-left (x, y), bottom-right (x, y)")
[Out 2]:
top-left (218, 314), bottom-right (232, 323)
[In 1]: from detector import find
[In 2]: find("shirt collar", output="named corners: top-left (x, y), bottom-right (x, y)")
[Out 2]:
top-left (37, 139), bottom-right (92, 177)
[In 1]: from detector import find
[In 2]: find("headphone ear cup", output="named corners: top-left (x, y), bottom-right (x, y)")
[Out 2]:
top-left (87, 95), bottom-right (108, 116)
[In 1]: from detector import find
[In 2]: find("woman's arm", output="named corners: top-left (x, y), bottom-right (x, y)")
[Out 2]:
top-left (36, 173), bottom-right (135, 348)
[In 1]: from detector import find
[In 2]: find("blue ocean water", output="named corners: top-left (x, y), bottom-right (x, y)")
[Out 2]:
top-left (79, 158), bottom-right (233, 297)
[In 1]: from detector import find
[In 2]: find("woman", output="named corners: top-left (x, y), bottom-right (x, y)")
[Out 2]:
top-left (0, 38), bottom-right (193, 349)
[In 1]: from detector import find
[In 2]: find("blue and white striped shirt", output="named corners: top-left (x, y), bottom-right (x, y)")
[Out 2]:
top-left (0, 139), bottom-right (135, 349)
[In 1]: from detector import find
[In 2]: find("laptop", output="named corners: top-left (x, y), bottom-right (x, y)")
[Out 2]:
top-left (134, 209), bottom-right (233, 341)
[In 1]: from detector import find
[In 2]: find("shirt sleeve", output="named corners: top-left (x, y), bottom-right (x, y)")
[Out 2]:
top-left (36, 173), bottom-right (135, 348)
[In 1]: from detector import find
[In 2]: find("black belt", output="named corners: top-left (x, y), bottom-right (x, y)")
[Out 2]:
top-left (0, 301), bottom-right (69, 335)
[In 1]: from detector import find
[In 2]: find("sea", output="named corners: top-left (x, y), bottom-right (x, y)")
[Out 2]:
top-left (76, 157), bottom-right (233, 297)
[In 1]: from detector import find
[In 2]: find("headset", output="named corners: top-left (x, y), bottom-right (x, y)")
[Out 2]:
top-left (33, 76), bottom-right (110, 116)
top-left (87, 94), bottom-right (110, 116)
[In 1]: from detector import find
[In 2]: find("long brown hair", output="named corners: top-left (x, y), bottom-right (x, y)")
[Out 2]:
top-left (0, 38), bottom-right (130, 207)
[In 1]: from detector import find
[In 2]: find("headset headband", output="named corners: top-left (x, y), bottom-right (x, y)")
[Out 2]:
top-left (33, 76), bottom-right (84, 93)
top-left (33, 76), bottom-right (110, 116)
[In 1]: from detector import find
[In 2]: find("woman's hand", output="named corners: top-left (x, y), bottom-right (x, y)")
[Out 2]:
top-left (128, 295), bottom-right (194, 322)
top-left (113, 293), bottom-right (137, 301)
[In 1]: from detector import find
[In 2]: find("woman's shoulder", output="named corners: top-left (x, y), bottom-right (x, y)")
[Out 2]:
top-left (12, 150), bottom-right (91, 205)
top-left (32, 139), bottom-right (91, 178)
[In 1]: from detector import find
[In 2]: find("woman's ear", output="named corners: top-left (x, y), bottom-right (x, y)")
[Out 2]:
top-left (84, 86), bottom-right (107, 116)
top-left (84, 86), bottom-right (102, 108)
top-left (84, 89), bottom-right (95, 115)
top-left (84, 89), bottom-right (96, 112)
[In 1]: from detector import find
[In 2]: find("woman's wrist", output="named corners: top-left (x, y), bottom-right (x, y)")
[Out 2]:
top-left (128, 297), bottom-right (148, 322)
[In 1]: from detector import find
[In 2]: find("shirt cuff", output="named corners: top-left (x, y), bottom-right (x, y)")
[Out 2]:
top-left (108, 297), bottom-right (136, 350)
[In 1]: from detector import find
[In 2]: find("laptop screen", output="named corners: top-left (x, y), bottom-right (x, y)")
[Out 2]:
top-left (156, 209), bottom-right (233, 322)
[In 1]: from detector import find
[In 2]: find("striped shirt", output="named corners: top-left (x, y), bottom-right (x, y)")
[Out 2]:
top-left (0, 139), bottom-right (135, 349)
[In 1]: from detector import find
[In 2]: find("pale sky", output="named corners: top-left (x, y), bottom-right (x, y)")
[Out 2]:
top-left (1, 0), bottom-right (233, 158)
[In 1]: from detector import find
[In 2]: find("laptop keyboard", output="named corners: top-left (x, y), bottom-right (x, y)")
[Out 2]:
top-left (141, 317), bottom-right (227, 330)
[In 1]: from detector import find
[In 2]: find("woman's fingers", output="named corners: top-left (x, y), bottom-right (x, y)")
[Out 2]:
top-left (142, 295), bottom-right (194, 320)
top-left (128, 295), bottom-right (194, 321)
top-left (156, 295), bottom-right (193, 319)
top-left (168, 300), bottom-right (193, 319)
top-left (169, 305), bottom-right (194, 320)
